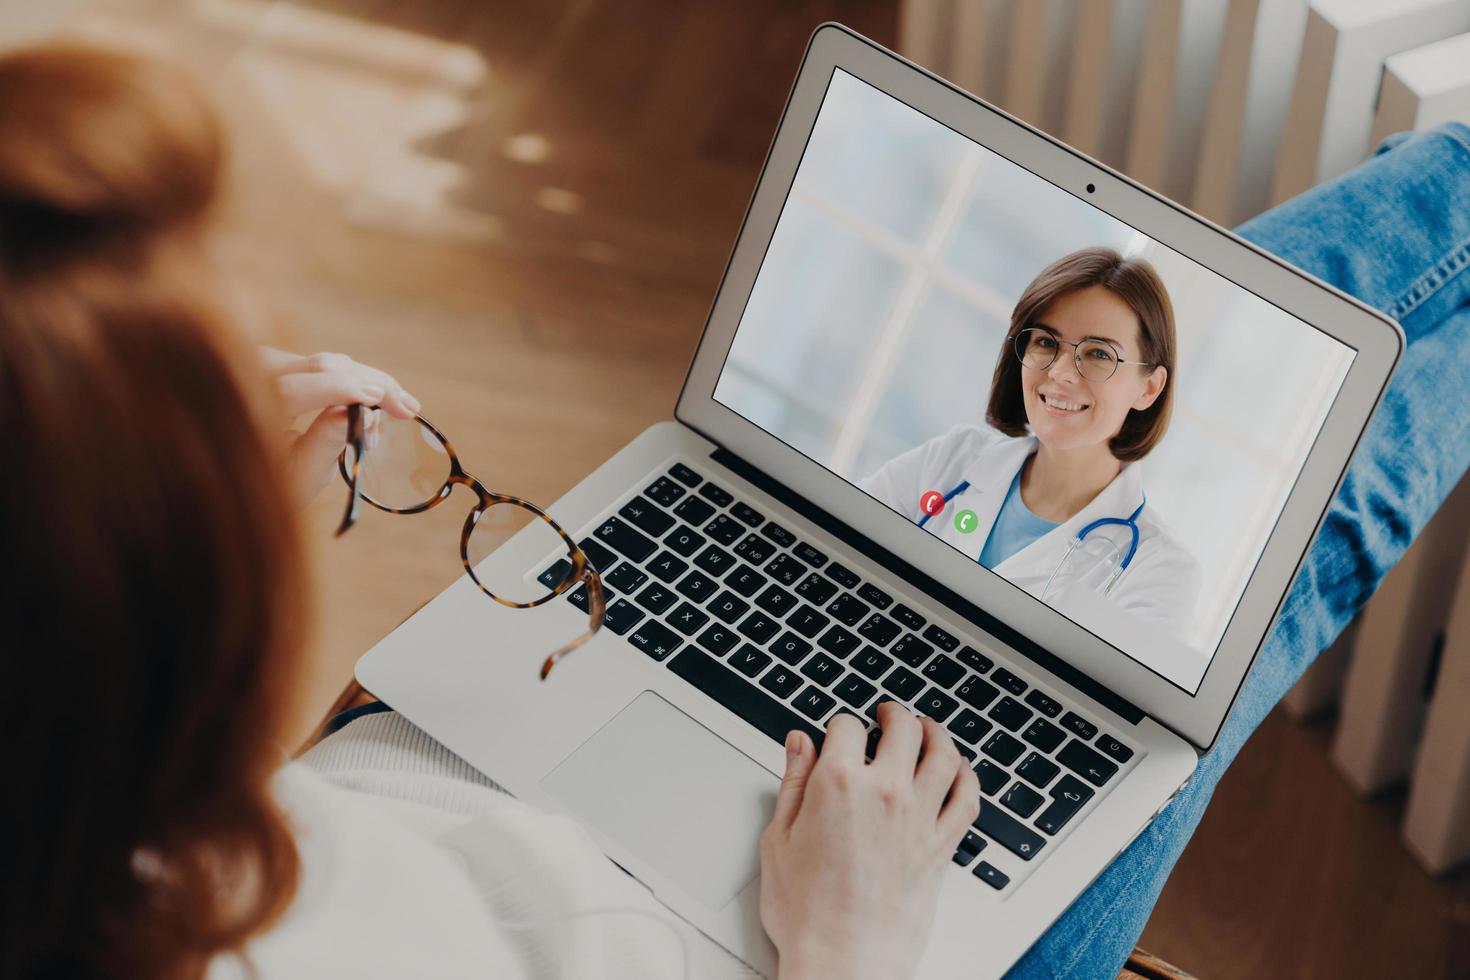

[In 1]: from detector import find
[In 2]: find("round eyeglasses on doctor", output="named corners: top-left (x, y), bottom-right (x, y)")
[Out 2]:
top-left (1013, 326), bottom-right (1155, 383)
top-left (334, 402), bottom-right (606, 680)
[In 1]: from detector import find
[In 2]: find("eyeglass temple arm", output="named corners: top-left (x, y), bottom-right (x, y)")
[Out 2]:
top-left (538, 565), bottom-right (607, 680)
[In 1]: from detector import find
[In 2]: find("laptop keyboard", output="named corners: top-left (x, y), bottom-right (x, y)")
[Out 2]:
top-left (537, 460), bottom-right (1139, 893)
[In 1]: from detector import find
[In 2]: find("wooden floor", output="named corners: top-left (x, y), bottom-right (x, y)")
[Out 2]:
top-left (53, 1), bottom-right (1470, 976)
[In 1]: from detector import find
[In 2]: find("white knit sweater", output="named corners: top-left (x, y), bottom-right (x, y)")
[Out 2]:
top-left (207, 712), bottom-right (763, 979)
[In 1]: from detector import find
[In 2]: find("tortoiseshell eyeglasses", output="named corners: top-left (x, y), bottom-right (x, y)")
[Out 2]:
top-left (335, 403), bottom-right (606, 679)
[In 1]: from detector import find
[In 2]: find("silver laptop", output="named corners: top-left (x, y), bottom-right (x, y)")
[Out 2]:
top-left (357, 23), bottom-right (1400, 978)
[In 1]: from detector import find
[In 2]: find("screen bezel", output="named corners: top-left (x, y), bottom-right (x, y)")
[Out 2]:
top-left (675, 24), bottom-right (1402, 750)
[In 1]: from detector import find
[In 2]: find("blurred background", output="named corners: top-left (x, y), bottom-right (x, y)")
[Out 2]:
top-left (4, 1), bottom-right (1467, 977)
top-left (714, 66), bottom-right (1352, 658)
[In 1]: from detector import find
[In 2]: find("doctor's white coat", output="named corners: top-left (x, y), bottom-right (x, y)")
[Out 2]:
top-left (859, 424), bottom-right (1202, 642)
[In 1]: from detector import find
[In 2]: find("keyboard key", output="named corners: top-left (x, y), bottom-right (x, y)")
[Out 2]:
top-left (956, 675), bottom-right (1000, 712)
top-left (668, 462), bottom-right (702, 487)
top-left (576, 537), bottom-right (618, 573)
top-left (619, 496), bottom-right (675, 536)
top-left (737, 612), bottom-right (780, 644)
top-left (566, 584), bottom-right (590, 612)
top-left (1022, 718), bottom-right (1066, 754)
top-left (1057, 740), bottom-right (1119, 786)
top-left (957, 646), bottom-right (993, 673)
top-left (668, 648), bottom-right (823, 749)
top-left (1024, 689), bottom-right (1063, 718)
top-left (760, 664), bottom-right (803, 699)
top-left (771, 632), bottom-right (813, 666)
top-left (1016, 752), bottom-right (1060, 789)
top-left (915, 688), bottom-right (959, 723)
top-left (728, 643), bottom-right (771, 676)
top-left (724, 563), bottom-right (768, 597)
top-left (634, 583), bottom-right (678, 615)
top-left (593, 517), bottom-right (658, 563)
top-left (816, 625), bottom-right (860, 659)
top-left (605, 562), bottom-right (649, 594)
top-left (922, 624), bottom-right (960, 652)
top-left (675, 571), bottom-right (719, 604)
top-left (731, 502), bottom-right (764, 527)
top-left (825, 593), bottom-right (870, 627)
top-left (647, 551), bottom-right (689, 583)
top-left (1060, 711), bottom-right (1099, 741)
top-left (793, 542), bottom-right (828, 567)
top-left (974, 759), bottom-right (1008, 796)
top-left (982, 731), bottom-right (1024, 766)
top-left (891, 603), bottom-right (926, 631)
top-left (693, 544), bottom-right (737, 577)
top-left (953, 740), bottom-right (977, 762)
top-left (1034, 775), bottom-right (1095, 835)
top-left (734, 534), bottom-right (776, 566)
top-left (991, 667), bottom-right (1027, 695)
top-left (800, 653), bottom-right (843, 686)
top-left (538, 559), bottom-right (572, 591)
top-left (922, 654), bottom-right (965, 688)
top-left (697, 624), bottom-right (741, 657)
top-left (668, 602), bottom-right (709, 636)
top-left (793, 685), bottom-right (837, 721)
top-left (794, 574), bottom-right (839, 608)
top-left (760, 521), bottom-right (796, 548)
top-left (786, 605), bottom-right (831, 639)
top-left (698, 482), bottom-right (733, 507)
top-left (673, 495), bottom-right (715, 527)
top-left (958, 830), bottom-right (985, 858)
top-left (947, 708), bottom-right (993, 745)
top-left (644, 476), bottom-right (685, 507)
top-left (823, 562), bottom-right (861, 589)
top-left (627, 619), bottom-right (682, 661)
top-left (1096, 734), bottom-right (1135, 764)
top-left (850, 647), bottom-right (894, 681)
top-left (953, 847), bottom-right (979, 868)
top-left (833, 673), bottom-right (878, 709)
top-left (857, 613), bottom-right (902, 647)
top-left (973, 862), bottom-right (1010, 889)
top-left (975, 800), bottom-right (1047, 861)
top-left (891, 634), bottom-right (934, 668)
top-left (1001, 782), bottom-right (1045, 818)
top-left (881, 666), bottom-right (925, 701)
top-left (703, 514), bottom-right (744, 545)
top-left (662, 525), bottom-right (706, 558)
top-left (857, 582), bottom-right (893, 609)
top-left (602, 599), bottom-right (645, 636)
top-left (708, 591), bottom-right (751, 624)
top-left (765, 553), bottom-right (806, 586)
top-left (988, 696), bottom-right (1033, 732)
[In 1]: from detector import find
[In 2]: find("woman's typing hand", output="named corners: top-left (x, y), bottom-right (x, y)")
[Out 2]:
top-left (760, 702), bottom-right (981, 980)
top-left (262, 348), bottom-right (421, 505)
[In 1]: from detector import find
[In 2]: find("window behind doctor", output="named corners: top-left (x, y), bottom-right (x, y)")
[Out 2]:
top-left (0, 46), bottom-right (304, 980)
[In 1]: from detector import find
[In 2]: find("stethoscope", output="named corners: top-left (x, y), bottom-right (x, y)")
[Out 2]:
top-left (918, 480), bottom-right (1146, 597)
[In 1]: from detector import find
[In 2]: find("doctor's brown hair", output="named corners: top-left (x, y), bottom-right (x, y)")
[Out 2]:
top-left (0, 46), bottom-right (303, 979)
top-left (985, 247), bottom-right (1176, 462)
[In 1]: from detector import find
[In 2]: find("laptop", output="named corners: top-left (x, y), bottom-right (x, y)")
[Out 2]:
top-left (357, 23), bottom-right (1401, 978)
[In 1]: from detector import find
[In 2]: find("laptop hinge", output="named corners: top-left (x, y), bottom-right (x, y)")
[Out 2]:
top-left (710, 447), bottom-right (1147, 726)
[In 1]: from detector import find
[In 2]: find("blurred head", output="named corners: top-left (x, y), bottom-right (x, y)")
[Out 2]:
top-left (0, 45), bottom-right (303, 979)
top-left (986, 248), bottom-right (1174, 462)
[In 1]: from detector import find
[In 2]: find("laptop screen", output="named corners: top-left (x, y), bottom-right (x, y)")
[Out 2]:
top-left (712, 68), bottom-right (1355, 696)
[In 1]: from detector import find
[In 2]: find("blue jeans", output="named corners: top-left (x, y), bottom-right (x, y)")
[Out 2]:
top-left (1011, 122), bottom-right (1470, 978)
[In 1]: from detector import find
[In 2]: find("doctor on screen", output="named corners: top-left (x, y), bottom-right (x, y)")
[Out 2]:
top-left (861, 247), bottom-right (1202, 639)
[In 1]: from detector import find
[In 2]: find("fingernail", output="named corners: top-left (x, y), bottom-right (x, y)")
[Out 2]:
top-left (785, 731), bottom-right (799, 761)
top-left (403, 391), bottom-right (422, 413)
top-left (361, 383), bottom-right (385, 402)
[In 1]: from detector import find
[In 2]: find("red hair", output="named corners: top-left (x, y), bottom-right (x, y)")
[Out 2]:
top-left (0, 45), bottom-right (303, 979)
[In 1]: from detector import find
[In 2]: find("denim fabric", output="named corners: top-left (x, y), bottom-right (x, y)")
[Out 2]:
top-left (1010, 121), bottom-right (1470, 978)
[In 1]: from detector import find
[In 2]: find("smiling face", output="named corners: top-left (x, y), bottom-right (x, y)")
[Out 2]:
top-left (1020, 285), bottom-right (1168, 453)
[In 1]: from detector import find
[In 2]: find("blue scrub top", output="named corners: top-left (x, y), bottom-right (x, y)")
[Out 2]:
top-left (978, 469), bottom-right (1059, 569)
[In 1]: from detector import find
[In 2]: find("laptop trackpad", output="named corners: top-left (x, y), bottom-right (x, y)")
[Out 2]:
top-left (541, 691), bottom-right (778, 910)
